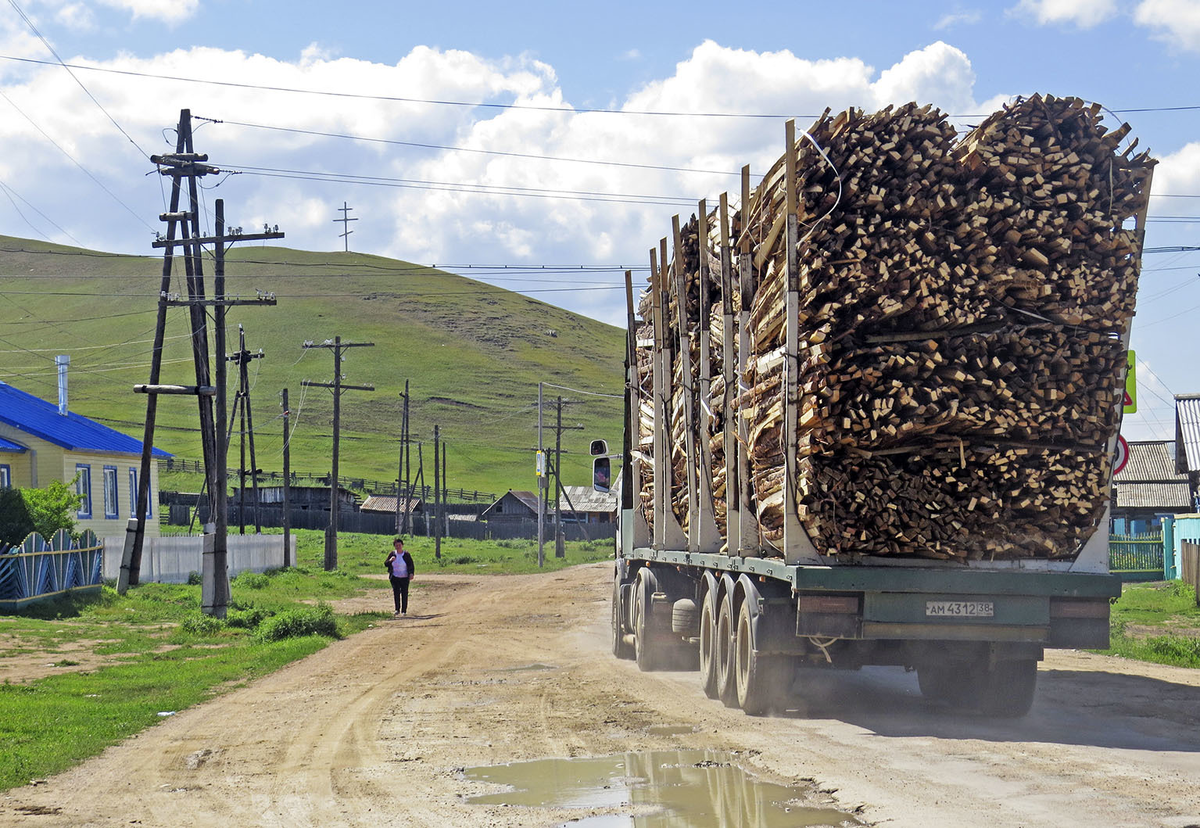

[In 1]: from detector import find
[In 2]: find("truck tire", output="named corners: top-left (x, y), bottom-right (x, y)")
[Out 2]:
top-left (916, 663), bottom-right (963, 702)
top-left (611, 574), bottom-right (634, 660)
top-left (715, 593), bottom-right (738, 707)
top-left (634, 570), bottom-right (667, 672)
top-left (735, 598), bottom-right (791, 716)
top-left (698, 590), bottom-right (719, 699)
top-left (975, 658), bottom-right (1038, 718)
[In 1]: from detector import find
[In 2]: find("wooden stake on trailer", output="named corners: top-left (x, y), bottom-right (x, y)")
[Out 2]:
top-left (694, 201), bottom-right (722, 552)
top-left (671, 215), bottom-right (701, 551)
top-left (781, 121), bottom-right (823, 566)
top-left (653, 238), bottom-right (687, 550)
top-left (719, 193), bottom-right (740, 554)
top-left (736, 165), bottom-right (760, 555)
top-left (623, 269), bottom-right (650, 551)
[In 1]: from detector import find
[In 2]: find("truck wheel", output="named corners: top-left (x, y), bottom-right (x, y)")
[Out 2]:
top-left (715, 593), bottom-right (738, 707)
top-left (611, 575), bottom-right (633, 660)
top-left (735, 598), bottom-right (791, 716)
top-left (916, 663), bottom-right (962, 702)
top-left (974, 659), bottom-right (1038, 718)
top-left (698, 590), bottom-right (719, 698)
top-left (634, 571), bottom-right (667, 672)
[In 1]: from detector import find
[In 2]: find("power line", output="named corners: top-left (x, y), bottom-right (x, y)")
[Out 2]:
top-left (3, 54), bottom-right (1199, 119)
top-left (201, 116), bottom-right (752, 178)
top-left (0, 88), bottom-right (155, 233)
top-left (4, 0), bottom-right (148, 159)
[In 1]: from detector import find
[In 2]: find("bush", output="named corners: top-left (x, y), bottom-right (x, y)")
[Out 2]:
top-left (234, 571), bottom-right (270, 590)
top-left (225, 605), bottom-right (271, 629)
top-left (180, 613), bottom-right (225, 635)
top-left (256, 604), bottom-right (339, 642)
top-left (186, 571), bottom-right (203, 586)
top-left (0, 487), bottom-right (34, 545)
top-left (21, 479), bottom-right (81, 542)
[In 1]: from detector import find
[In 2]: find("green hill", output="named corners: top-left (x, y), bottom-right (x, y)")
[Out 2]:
top-left (0, 235), bottom-right (626, 497)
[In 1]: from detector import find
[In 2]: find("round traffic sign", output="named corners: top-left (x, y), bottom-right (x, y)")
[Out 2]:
top-left (1114, 435), bottom-right (1129, 475)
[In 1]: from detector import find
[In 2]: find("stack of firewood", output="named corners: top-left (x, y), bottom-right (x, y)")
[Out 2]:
top-left (636, 94), bottom-right (1153, 560)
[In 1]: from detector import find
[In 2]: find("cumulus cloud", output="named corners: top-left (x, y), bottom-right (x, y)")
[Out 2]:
top-left (1134, 0), bottom-right (1200, 52)
top-left (1011, 0), bottom-right (1119, 27)
top-left (0, 39), bottom-right (1004, 325)
top-left (1152, 141), bottom-right (1200, 194)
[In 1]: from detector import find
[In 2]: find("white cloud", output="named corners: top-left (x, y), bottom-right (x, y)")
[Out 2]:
top-left (54, 3), bottom-right (94, 30)
top-left (1152, 141), bottom-right (1200, 195)
top-left (97, 0), bottom-right (200, 24)
top-left (1134, 0), bottom-right (1200, 52)
top-left (0, 39), bottom-right (1005, 326)
top-left (1011, 0), bottom-right (1119, 27)
top-left (934, 9), bottom-right (983, 29)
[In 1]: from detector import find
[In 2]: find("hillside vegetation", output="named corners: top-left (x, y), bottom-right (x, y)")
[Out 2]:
top-left (0, 236), bottom-right (625, 495)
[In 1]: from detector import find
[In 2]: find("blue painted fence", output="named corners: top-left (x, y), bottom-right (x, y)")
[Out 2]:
top-left (1108, 531), bottom-right (1166, 582)
top-left (0, 530), bottom-right (103, 611)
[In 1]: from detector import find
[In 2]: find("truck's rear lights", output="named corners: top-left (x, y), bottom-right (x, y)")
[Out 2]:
top-left (1050, 598), bottom-right (1109, 619)
top-left (799, 595), bottom-right (859, 614)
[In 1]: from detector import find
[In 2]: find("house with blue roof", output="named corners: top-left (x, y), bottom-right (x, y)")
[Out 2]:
top-left (0, 380), bottom-right (170, 538)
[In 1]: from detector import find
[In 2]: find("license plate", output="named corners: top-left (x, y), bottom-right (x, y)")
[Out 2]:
top-left (925, 600), bottom-right (994, 618)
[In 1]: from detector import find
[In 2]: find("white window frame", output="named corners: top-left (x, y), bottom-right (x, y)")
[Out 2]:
top-left (103, 465), bottom-right (119, 519)
top-left (76, 464), bottom-right (92, 518)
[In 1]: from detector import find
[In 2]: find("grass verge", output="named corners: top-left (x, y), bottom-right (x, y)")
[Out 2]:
top-left (1097, 580), bottom-right (1200, 668)
top-left (0, 532), bottom-right (614, 790)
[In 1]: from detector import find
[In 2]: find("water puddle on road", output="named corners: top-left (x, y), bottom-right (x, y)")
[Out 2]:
top-left (463, 749), bottom-right (859, 827)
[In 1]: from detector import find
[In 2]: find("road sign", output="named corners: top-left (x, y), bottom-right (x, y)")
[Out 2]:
top-left (1124, 350), bottom-right (1137, 414)
top-left (1114, 435), bottom-right (1129, 475)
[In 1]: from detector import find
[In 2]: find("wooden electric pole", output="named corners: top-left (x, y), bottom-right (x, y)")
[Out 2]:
top-left (227, 324), bottom-right (264, 534)
top-left (301, 336), bottom-right (374, 570)
top-left (281, 387), bottom-right (291, 567)
top-left (125, 108), bottom-right (281, 619)
top-left (433, 424), bottom-right (441, 560)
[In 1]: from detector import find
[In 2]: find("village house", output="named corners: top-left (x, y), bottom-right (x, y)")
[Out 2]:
top-left (0, 380), bottom-right (169, 538)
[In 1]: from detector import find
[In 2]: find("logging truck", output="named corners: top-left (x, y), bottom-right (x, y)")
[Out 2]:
top-left (600, 97), bottom-right (1154, 717)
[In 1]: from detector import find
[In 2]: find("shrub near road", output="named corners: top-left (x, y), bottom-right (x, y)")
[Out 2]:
top-left (0, 531), bottom-right (611, 790)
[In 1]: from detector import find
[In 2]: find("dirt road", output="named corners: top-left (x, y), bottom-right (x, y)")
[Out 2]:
top-left (3, 562), bottom-right (1199, 827)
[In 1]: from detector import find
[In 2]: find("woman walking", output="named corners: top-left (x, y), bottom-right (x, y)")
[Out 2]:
top-left (385, 536), bottom-right (416, 617)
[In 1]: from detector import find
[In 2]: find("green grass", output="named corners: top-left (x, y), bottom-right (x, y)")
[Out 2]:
top-left (0, 236), bottom-right (625, 496)
top-left (0, 532), bottom-right (613, 790)
top-left (0, 572), bottom-right (385, 790)
top-left (1098, 581), bottom-right (1200, 668)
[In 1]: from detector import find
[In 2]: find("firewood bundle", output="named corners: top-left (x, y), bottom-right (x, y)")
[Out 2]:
top-left (635, 94), bottom-right (1153, 561)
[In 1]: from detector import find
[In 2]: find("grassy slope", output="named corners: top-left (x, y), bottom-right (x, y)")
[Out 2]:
top-left (0, 236), bottom-right (625, 494)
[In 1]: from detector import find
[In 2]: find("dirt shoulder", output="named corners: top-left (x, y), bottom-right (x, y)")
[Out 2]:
top-left (2, 564), bottom-right (1199, 827)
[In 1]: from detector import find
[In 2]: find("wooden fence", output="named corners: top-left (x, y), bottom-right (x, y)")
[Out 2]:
top-left (1182, 541), bottom-right (1200, 606)
top-left (1108, 532), bottom-right (1166, 582)
top-left (0, 530), bottom-right (103, 610)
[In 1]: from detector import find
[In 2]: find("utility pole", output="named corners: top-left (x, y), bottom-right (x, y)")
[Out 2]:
top-left (397, 380), bottom-right (411, 535)
top-left (550, 396), bottom-right (585, 557)
top-left (537, 382), bottom-right (545, 568)
top-left (434, 424), bottom-right (442, 560)
top-left (281, 388), bottom-right (291, 567)
top-left (125, 108), bottom-right (281, 619)
top-left (301, 336), bottom-right (374, 570)
top-left (227, 324), bottom-right (264, 534)
top-left (334, 201), bottom-right (357, 252)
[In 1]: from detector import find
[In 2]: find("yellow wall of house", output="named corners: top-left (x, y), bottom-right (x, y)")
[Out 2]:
top-left (0, 424), bottom-right (160, 538)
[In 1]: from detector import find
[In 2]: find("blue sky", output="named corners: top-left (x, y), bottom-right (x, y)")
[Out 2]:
top-left (1, 0), bottom-right (1199, 442)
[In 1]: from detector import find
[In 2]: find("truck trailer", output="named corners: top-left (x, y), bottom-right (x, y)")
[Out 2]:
top-left (604, 96), bottom-right (1155, 717)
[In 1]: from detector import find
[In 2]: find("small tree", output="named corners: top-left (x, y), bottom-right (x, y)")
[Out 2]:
top-left (21, 479), bottom-right (82, 541)
top-left (0, 487), bottom-right (34, 545)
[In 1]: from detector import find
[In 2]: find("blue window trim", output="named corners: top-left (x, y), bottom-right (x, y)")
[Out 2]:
top-left (128, 468), bottom-right (138, 518)
top-left (0, 464), bottom-right (10, 488)
top-left (76, 464), bottom-right (92, 519)
top-left (103, 465), bottom-right (119, 519)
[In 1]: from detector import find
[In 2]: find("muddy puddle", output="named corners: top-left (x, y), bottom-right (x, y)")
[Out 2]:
top-left (463, 749), bottom-right (860, 826)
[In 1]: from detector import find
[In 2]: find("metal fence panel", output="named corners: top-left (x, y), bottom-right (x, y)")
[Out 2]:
top-left (0, 530), bottom-right (104, 610)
